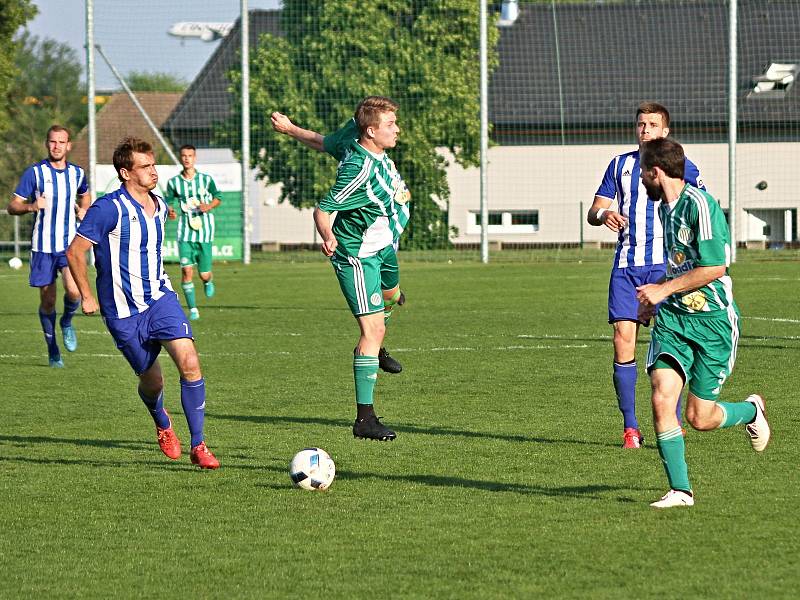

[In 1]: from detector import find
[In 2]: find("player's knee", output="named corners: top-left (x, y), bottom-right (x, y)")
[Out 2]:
top-left (686, 408), bottom-right (715, 431)
top-left (178, 352), bottom-right (202, 380)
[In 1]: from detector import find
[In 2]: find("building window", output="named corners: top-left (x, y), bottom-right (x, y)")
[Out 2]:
top-left (469, 210), bottom-right (539, 233)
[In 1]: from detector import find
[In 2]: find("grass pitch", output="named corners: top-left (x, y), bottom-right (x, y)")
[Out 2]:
top-left (1, 253), bottom-right (798, 598)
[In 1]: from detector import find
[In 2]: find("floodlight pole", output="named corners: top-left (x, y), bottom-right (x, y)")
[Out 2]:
top-left (85, 0), bottom-right (96, 199)
top-left (241, 0), bottom-right (251, 264)
top-left (479, 0), bottom-right (489, 263)
top-left (728, 0), bottom-right (738, 261)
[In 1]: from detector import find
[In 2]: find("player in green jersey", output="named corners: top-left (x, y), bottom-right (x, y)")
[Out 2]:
top-left (309, 96), bottom-right (409, 441)
top-left (165, 145), bottom-right (222, 321)
top-left (635, 138), bottom-right (771, 508)
top-left (271, 109), bottom-right (409, 375)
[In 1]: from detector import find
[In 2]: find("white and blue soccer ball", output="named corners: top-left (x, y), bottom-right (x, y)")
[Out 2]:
top-left (8, 256), bottom-right (22, 270)
top-left (289, 447), bottom-right (336, 491)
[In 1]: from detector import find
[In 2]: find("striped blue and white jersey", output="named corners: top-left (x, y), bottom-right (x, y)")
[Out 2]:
top-left (14, 160), bottom-right (89, 253)
top-left (595, 150), bottom-right (704, 269)
top-left (76, 186), bottom-right (174, 320)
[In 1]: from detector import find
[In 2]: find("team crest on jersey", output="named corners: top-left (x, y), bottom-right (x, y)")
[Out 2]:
top-left (677, 226), bottom-right (694, 244)
top-left (681, 291), bottom-right (707, 311)
top-left (370, 293), bottom-right (382, 306)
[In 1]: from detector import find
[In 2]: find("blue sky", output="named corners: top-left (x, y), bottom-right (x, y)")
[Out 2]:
top-left (25, 0), bottom-right (281, 90)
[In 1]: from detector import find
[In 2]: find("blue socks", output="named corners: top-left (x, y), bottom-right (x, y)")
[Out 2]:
top-left (38, 309), bottom-right (59, 357)
top-left (180, 378), bottom-right (206, 448)
top-left (613, 360), bottom-right (638, 429)
top-left (60, 295), bottom-right (80, 329)
top-left (138, 387), bottom-right (170, 429)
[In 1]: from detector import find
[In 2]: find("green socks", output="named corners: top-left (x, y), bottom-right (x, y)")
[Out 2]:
top-left (656, 427), bottom-right (691, 493)
top-left (717, 401), bottom-right (757, 428)
top-left (353, 355), bottom-right (379, 405)
top-left (181, 282), bottom-right (196, 310)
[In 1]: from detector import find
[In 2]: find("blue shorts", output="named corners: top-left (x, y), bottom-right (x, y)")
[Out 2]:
top-left (608, 264), bottom-right (666, 324)
top-left (104, 292), bottom-right (193, 375)
top-left (29, 251), bottom-right (68, 287)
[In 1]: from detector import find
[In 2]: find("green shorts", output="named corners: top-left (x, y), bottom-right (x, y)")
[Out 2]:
top-left (646, 307), bottom-right (740, 400)
top-left (330, 246), bottom-right (400, 316)
top-left (178, 241), bottom-right (213, 273)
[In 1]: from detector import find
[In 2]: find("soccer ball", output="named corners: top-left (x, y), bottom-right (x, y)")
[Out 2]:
top-left (289, 447), bottom-right (336, 491)
top-left (8, 257), bottom-right (22, 270)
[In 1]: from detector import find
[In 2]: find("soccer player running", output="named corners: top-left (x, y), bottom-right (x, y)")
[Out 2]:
top-left (164, 144), bottom-right (222, 321)
top-left (636, 137), bottom-right (770, 508)
top-left (587, 103), bottom-right (704, 448)
top-left (6, 125), bottom-right (91, 367)
top-left (312, 96), bottom-right (408, 441)
top-left (66, 138), bottom-right (219, 469)
top-left (270, 110), bottom-right (408, 375)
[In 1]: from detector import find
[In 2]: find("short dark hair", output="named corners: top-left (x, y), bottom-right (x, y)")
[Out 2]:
top-left (355, 96), bottom-right (399, 138)
top-left (640, 138), bottom-right (685, 179)
top-left (636, 102), bottom-right (670, 128)
top-left (113, 137), bottom-right (153, 182)
top-left (46, 124), bottom-right (71, 141)
top-left (179, 144), bottom-right (196, 153)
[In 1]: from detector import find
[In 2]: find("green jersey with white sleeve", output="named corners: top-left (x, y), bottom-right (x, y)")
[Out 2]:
top-left (322, 119), bottom-right (410, 241)
top-left (659, 184), bottom-right (737, 316)
top-left (165, 171), bottom-right (220, 243)
top-left (318, 130), bottom-right (409, 258)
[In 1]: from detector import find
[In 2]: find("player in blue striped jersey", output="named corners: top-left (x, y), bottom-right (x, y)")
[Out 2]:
top-left (6, 125), bottom-right (91, 367)
top-left (66, 138), bottom-right (219, 469)
top-left (587, 103), bottom-right (705, 448)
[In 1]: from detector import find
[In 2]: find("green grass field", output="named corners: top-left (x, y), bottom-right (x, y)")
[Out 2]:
top-left (1, 254), bottom-right (798, 598)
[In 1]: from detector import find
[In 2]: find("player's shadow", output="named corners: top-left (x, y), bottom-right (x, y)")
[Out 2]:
top-left (0, 434), bottom-right (152, 452)
top-left (212, 413), bottom-right (620, 448)
top-left (257, 464), bottom-right (639, 501)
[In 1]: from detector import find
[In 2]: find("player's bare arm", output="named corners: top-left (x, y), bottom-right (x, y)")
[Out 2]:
top-left (587, 195), bottom-right (626, 231)
top-left (75, 192), bottom-right (92, 220)
top-left (6, 194), bottom-right (44, 215)
top-left (313, 207), bottom-right (337, 257)
top-left (66, 235), bottom-right (99, 315)
top-left (636, 265), bottom-right (726, 306)
top-left (271, 112), bottom-right (325, 152)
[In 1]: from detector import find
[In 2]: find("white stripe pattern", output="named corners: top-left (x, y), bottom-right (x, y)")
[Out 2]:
top-left (347, 256), bottom-right (369, 314)
top-left (686, 186), bottom-right (713, 240)
top-left (335, 157), bottom-right (373, 203)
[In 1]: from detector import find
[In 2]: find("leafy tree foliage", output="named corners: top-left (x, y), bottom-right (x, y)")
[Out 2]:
top-left (126, 71), bottom-right (187, 92)
top-left (0, 0), bottom-right (35, 135)
top-left (0, 33), bottom-right (86, 201)
top-left (222, 0), bottom-right (499, 249)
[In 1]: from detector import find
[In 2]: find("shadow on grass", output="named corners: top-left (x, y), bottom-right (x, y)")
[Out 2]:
top-left (0, 434), bottom-right (152, 451)
top-left (256, 464), bottom-right (641, 500)
top-left (212, 413), bottom-right (622, 448)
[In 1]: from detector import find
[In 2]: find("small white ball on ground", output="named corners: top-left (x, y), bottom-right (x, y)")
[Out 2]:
top-left (8, 257), bottom-right (22, 270)
top-left (289, 447), bottom-right (336, 491)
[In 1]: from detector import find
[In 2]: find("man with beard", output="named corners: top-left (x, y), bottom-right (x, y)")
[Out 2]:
top-left (636, 137), bottom-right (770, 508)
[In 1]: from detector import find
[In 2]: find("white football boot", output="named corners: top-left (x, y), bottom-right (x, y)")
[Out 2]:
top-left (745, 394), bottom-right (771, 452)
top-left (650, 489), bottom-right (694, 509)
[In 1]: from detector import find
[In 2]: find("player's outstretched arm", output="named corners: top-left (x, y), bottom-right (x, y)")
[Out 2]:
top-left (271, 112), bottom-right (325, 152)
top-left (66, 235), bottom-right (99, 315)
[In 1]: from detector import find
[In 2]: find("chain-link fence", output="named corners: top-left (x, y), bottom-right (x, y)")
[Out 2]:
top-left (4, 0), bottom-right (799, 263)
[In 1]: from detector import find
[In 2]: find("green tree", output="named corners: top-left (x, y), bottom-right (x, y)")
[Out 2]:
top-left (126, 71), bottom-right (187, 92)
top-left (0, 33), bottom-right (86, 201)
top-left (0, 0), bottom-right (35, 135)
top-left (221, 0), bottom-right (499, 249)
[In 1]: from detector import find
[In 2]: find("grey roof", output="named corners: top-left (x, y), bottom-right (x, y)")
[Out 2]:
top-left (164, 2), bottom-right (800, 146)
